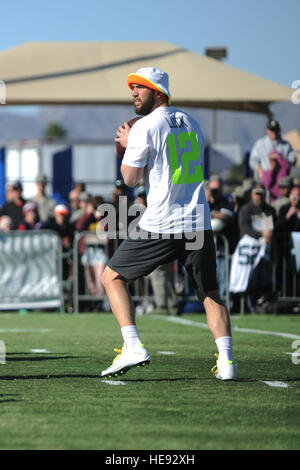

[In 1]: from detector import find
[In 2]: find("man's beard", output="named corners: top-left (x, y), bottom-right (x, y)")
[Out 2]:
top-left (134, 91), bottom-right (156, 116)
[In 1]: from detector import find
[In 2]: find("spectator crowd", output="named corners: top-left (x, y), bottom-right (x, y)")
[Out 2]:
top-left (0, 119), bottom-right (299, 314)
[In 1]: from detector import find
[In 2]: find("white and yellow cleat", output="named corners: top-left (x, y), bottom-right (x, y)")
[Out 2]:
top-left (101, 343), bottom-right (151, 379)
top-left (211, 353), bottom-right (238, 381)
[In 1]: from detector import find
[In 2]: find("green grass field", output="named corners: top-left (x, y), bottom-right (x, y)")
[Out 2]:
top-left (0, 311), bottom-right (299, 450)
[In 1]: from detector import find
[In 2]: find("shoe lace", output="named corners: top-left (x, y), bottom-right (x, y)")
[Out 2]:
top-left (211, 353), bottom-right (238, 377)
top-left (112, 347), bottom-right (123, 364)
top-left (211, 353), bottom-right (219, 377)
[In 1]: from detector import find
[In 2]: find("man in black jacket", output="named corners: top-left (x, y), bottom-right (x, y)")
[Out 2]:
top-left (0, 181), bottom-right (26, 230)
top-left (276, 186), bottom-right (300, 232)
top-left (238, 182), bottom-right (276, 244)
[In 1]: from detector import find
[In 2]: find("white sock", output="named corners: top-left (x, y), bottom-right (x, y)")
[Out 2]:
top-left (215, 336), bottom-right (233, 362)
top-left (121, 325), bottom-right (142, 349)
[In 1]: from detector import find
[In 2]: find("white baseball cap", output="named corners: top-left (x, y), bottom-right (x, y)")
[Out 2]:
top-left (127, 67), bottom-right (171, 103)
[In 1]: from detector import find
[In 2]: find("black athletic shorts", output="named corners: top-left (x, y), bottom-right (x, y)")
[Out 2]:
top-left (107, 228), bottom-right (218, 294)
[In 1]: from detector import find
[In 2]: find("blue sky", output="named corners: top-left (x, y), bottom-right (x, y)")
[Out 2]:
top-left (1, 0), bottom-right (299, 88)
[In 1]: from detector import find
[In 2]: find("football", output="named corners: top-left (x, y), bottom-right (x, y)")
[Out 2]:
top-left (115, 117), bottom-right (142, 159)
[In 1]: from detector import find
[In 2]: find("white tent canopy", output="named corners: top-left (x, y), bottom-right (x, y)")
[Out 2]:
top-left (0, 41), bottom-right (292, 114)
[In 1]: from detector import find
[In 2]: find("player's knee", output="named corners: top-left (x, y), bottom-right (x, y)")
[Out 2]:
top-left (197, 289), bottom-right (225, 307)
top-left (102, 266), bottom-right (116, 288)
top-left (102, 266), bottom-right (125, 289)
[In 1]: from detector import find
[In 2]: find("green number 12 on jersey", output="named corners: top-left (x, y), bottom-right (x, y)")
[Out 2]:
top-left (167, 131), bottom-right (204, 185)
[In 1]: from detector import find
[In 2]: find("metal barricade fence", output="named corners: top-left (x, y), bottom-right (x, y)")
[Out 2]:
top-left (274, 233), bottom-right (300, 303)
top-left (0, 230), bottom-right (65, 312)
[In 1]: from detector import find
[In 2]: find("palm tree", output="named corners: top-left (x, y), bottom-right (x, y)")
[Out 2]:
top-left (44, 122), bottom-right (67, 139)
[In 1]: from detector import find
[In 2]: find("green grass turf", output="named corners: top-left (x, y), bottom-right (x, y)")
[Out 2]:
top-left (0, 312), bottom-right (299, 450)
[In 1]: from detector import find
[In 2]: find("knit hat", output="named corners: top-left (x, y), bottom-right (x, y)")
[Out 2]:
top-left (23, 202), bottom-right (37, 214)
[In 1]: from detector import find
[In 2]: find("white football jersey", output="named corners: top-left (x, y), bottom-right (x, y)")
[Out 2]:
top-left (122, 106), bottom-right (211, 234)
top-left (229, 235), bottom-right (266, 293)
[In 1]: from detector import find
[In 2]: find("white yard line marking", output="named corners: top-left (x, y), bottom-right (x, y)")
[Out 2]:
top-left (233, 326), bottom-right (300, 340)
top-left (152, 315), bottom-right (300, 340)
top-left (101, 380), bottom-right (126, 386)
top-left (0, 329), bottom-right (52, 333)
top-left (262, 381), bottom-right (290, 388)
top-left (152, 315), bottom-right (208, 330)
top-left (29, 349), bottom-right (51, 353)
top-left (157, 351), bottom-right (176, 355)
